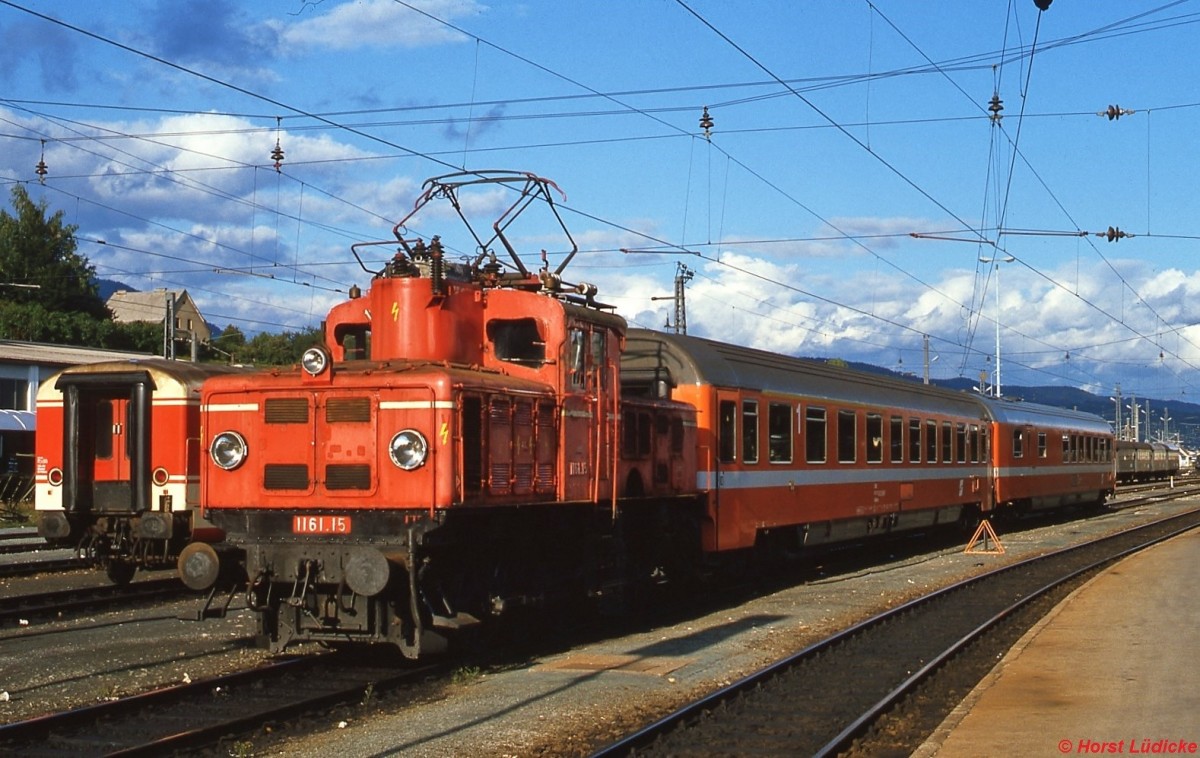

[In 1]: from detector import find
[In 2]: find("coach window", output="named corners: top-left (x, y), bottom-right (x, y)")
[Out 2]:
top-left (955, 423), bottom-right (966, 463)
top-left (718, 400), bottom-right (737, 463)
top-left (890, 416), bottom-right (904, 463)
top-left (941, 421), bottom-right (952, 464)
top-left (866, 413), bottom-right (883, 464)
top-left (768, 402), bottom-right (792, 463)
top-left (743, 400), bottom-right (759, 465)
top-left (806, 406), bottom-right (827, 464)
top-left (1061, 434), bottom-right (1070, 462)
top-left (970, 424), bottom-right (981, 463)
top-left (909, 418), bottom-right (922, 463)
top-left (925, 419), bottom-right (938, 463)
top-left (838, 410), bottom-right (857, 464)
top-left (1013, 429), bottom-right (1025, 459)
top-left (1038, 432), bottom-right (1048, 459)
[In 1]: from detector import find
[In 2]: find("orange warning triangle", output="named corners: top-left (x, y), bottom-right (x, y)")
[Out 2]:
top-left (964, 519), bottom-right (1006, 554)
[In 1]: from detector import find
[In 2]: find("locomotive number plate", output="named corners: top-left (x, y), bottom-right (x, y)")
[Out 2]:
top-left (293, 515), bottom-right (351, 535)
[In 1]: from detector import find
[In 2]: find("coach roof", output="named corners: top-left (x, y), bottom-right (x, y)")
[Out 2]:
top-left (623, 329), bottom-right (987, 416)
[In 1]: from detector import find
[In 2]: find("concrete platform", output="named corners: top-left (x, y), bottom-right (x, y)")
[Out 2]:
top-left (920, 529), bottom-right (1200, 757)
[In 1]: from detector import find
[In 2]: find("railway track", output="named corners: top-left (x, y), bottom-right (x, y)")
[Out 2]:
top-left (590, 507), bottom-right (1200, 757)
top-left (0, 577), bottom-right (188, 625)
top-left (0, 651), bottom-right (441, 757)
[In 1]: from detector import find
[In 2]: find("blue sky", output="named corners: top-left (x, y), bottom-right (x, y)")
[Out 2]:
top-left (2, 0), bottom-right (1199, 409)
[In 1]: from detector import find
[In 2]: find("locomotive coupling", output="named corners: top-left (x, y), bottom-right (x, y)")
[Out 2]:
top-left (177, 541), bottom-right (247, 591)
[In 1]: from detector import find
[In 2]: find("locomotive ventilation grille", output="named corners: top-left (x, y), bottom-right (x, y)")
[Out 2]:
top-left (326, 397), bottom-right (371, 422)
top-left (265, 398), bottom-right (309, 424)
top-left (325, 464), bottom-right (371, 490)
top-left (265, 463), bottom-right (309, 490)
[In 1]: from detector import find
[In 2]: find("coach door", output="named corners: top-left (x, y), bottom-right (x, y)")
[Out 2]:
top-left (58, 372), bottom-right (154, 515)
top-left (710, 390), bottom-right (742, 550)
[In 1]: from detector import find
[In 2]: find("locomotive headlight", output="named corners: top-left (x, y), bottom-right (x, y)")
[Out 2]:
top-left (388, 430), bottom-right (428, 471)
top-left (210, 431), bottom-right (248, 471)
top-left (301, 346), bottom-right (330, 376)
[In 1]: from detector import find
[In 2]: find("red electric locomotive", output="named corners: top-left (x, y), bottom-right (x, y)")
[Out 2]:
top-left (187, 173), bottom-right (697, 656)
top-left (35, 359), bottom-right (243, 583)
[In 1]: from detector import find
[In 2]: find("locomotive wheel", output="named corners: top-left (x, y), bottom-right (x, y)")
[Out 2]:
top-left (105, 560), bottom-right (137, 585)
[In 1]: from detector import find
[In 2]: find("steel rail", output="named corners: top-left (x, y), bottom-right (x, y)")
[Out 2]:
top-left (591, 507), bottom-right (1200, 756)
top-left (811, 517), bottom-right (1200, 757)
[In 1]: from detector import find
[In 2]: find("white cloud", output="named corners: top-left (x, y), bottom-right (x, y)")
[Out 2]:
top-left (279, 0), bottom-right (486, 51)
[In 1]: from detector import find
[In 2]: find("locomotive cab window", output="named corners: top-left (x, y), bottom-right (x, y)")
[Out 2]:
top-left (1013, 428), bottom-right (1025, 459)
top-left (489, 318), bottom-right (546, 367)
top-left (334, 324), bottom-right (370, 361)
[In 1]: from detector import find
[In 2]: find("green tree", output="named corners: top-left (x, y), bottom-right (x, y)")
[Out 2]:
top-left (0, 185), bottom-right (107, 319)
top-left (236, 327), bottom-right (322, 366)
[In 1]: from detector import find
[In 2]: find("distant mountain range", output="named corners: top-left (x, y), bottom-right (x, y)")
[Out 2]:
top-left (97, 278), bottom-right (135, 301)
top-left (840, 359), bottom-right (1199, 447)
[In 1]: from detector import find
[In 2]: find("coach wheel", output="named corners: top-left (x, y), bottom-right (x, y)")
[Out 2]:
top-left (958, 505), bottom-right (982, 536)
top-left (105, 560), bottom-right (137, 586)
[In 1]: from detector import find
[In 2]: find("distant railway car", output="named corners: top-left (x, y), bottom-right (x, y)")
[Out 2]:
top-left (1115, 440), bottom-right (1179, 483)
top-left (185, 171), bottom-right (1119, 658)
top-left (0, 409), bottom-right (35, 510)
top-left (981, 399), bottom-right (1114, 513)
top-left (36, 359), bottom-right (244, 583)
